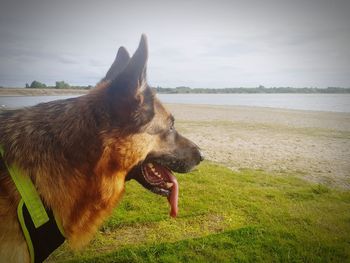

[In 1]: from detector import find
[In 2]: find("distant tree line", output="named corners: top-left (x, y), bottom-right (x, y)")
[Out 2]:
top-left (25, 81), bottom-right (93, 90)
top-left (152, 85), bottom-right (350, 94)
top-left (23, 82), bottom-right (350, 93)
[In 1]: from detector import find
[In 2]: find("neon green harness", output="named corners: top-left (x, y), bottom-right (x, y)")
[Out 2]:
top-left (0, 145), bottom-right (65, 263)
top-left (0, 146), bottom-right (49, 228)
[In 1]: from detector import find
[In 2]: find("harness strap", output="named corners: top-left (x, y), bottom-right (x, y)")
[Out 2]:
top-left (0, 145), bottom-right (65, 263)
top-left (0, 145), bottom-right (49, 228)
top-left (17, 200), bottom-right (65, 263)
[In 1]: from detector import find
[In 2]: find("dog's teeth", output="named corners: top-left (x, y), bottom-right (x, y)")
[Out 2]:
top-left (151, 167), bottom-right (156, 173)
top-left (148, 163), bottom-right (154, 168)
top-left (166, 182), bottom-right (174, 189)
top-left (154, 172), bottom-right (161, 177)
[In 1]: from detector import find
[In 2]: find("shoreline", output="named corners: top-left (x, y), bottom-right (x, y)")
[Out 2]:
top-left (0, 88), bottom-right (88, 96)
top-left (166, 103), bottom-right (350, 130)
top-left (1, 88), bottom-right (349, 114)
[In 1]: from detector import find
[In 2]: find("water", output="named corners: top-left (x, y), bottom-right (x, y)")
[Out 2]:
top-left (158, 94), bottom-right (350, 113)
top-left (0, 94), bottom-right (349, 113)
top-left (0, 95), bottom-right (80, 108)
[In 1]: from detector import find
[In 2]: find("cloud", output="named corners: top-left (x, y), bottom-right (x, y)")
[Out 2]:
top-left (0, 0), bottom-right (349, 87)
top-left (57, 55), bottom-right (80, 65)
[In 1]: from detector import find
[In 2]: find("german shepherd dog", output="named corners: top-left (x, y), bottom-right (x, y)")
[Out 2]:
top-left (0, 35), bottom-right (203, 262)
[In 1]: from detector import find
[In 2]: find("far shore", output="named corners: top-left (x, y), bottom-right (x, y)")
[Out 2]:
top-left (0, 88), bottom-right (89, 96)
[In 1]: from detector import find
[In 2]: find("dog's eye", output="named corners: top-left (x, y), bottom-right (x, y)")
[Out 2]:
top-left (168, 115), bottom-right (175, 133)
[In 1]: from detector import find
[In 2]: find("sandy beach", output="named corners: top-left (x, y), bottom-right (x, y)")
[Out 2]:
top-left (167, 104), bottom-right (350, 189)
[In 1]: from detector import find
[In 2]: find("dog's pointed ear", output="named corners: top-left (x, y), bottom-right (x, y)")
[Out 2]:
top-left (125, 34), bottom-right (148, 85)
top-left (106, 35), bottom-right (154, 129)
top-left (103, 46), bottom-right (130, 81)
top-left (110, 34), bottom-right (148, 95)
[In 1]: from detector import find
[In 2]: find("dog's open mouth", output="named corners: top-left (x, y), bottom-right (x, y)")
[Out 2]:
top-left (126, 162), bottom-right (179, 217)
top-left (141, 163), bottom-right (179, 217)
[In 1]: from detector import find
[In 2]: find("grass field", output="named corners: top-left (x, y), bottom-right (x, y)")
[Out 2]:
top-left (48, 161), bottom-right (350, 262)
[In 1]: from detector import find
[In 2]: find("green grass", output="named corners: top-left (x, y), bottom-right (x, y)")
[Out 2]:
top-left (48, 162), bottom-right (350, 262)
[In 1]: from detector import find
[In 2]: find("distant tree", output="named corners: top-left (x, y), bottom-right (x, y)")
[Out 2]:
top-left (175, 86), bottom-right (191, 93)
top-left (25, 83), bottom-right (30, 88)
top-left (55, 81), bottom-right (70, 89)
top-left (29, 81), bottom-right (47, 89)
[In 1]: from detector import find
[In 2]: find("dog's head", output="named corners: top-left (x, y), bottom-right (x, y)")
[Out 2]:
top-left (98, 35), bottom-right (203, 217)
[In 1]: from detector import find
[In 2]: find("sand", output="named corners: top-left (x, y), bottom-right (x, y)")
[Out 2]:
top-left (166, 104), bottom-right (350, 189)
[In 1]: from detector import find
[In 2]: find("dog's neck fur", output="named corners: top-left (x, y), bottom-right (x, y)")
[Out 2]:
top-left (0, 90), bottom-right (152, 259)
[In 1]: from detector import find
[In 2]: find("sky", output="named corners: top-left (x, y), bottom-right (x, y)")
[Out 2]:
top-left (0, 0), bottom-right (349, 88)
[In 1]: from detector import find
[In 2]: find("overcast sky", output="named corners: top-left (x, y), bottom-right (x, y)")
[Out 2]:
top-left (0, 0), bottom-right (349, 88)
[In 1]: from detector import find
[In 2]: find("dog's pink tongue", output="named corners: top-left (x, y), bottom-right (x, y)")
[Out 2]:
top-left (167, 174), bottom-right (178, 217)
